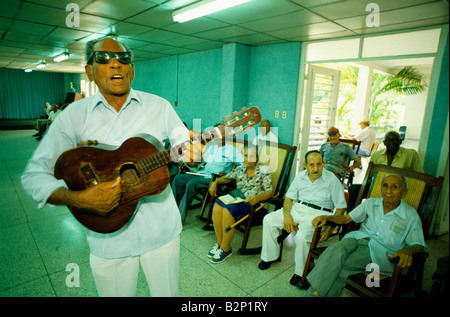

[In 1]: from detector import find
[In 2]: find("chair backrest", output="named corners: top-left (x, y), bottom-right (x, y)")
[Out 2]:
top-left (356, 163), bottom-right (444, 237)
top-left (368, 142), bottom-right (379, 155)
top-left (358, 142), bottom-right (379, 158)
top-left (339, 138), bottom-right (361, 153)
top-left (259, 142), bottom-right (297, 196)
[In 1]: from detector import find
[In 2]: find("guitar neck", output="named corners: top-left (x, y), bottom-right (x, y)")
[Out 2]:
top-left (134, 106), bottom-right (261, 176)
top-left (135, 127), bottom-right (223, 176)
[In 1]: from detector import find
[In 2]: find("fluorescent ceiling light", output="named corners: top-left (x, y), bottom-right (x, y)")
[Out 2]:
top-left (173, 0), bottom-right (253, 23)
top-left (54, 52), bottom-right (70, 62)
top-left (36, 62), bottom-right (47, 69)
top-left (24, 68), bottom-right (32, 72)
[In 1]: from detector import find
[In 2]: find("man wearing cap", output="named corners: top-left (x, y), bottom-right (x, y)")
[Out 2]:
top-left (350, 117), bottom-right (376, 155)
top-left (320, 127), bottom-right (362, 179)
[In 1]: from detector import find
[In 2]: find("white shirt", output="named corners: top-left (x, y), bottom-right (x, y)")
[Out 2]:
top-left (21, 89), bottom-right (189, 259)
top-left (285, 169), bottom-right (347, 210)
top-left (355, 126), bottom-right (376, 153)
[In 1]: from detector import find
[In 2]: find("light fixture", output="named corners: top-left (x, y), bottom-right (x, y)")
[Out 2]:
top-left (173, 0), bottom-right (253, 23)
top-left (54, 52), bottom-right (70, 62)
top-left (36, 62), bottom-right (47, 69)
top-left (24, 68), bottom-right (32, 72)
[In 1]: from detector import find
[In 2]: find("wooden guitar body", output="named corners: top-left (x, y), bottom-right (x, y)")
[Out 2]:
top-left (54, 135), bottom-right (169, 233)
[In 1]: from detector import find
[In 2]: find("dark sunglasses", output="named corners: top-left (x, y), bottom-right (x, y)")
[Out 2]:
top-left (88, 51), bottom-right (133, 65)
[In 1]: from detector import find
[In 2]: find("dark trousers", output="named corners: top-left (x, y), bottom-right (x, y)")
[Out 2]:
top-left (171, 173), bottom-right (211, 222)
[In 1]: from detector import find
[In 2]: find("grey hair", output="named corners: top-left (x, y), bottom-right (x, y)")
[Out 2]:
top-left (85, 35), bottom-right (133, 65)
top-left (381, 174), bottom-right (407, 190)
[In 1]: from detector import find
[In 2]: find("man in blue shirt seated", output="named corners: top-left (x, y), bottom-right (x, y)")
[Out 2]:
top-left (319, 127), bottom-right (361, 179)
top-left (306, 174), bottom-right (426, 297)
top-left (171, 132), bottom-right (244, 223)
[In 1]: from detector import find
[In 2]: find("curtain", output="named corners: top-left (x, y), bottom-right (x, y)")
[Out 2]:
top-left (0, 68), bottom-right (66, 119)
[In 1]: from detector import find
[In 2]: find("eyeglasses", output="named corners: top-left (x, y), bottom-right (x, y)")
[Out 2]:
top-left (88, 51), bottom-right (133, 65)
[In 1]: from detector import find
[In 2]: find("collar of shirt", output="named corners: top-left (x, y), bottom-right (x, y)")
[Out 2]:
top-left (373, 198), bottom-right (408, 220)
top-left (89, 88), bottom-right (142, 113)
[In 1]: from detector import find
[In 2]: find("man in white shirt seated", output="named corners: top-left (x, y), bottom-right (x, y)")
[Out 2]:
top-left (350, 116), bottom-right (376, 156)
top-left (258, 150), bottom-right (347, 287)
top-left (251, 120), bottom-right (278, 151)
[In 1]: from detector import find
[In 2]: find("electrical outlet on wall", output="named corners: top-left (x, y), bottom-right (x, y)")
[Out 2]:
top-left (282, 111), bottom-right (286, 119)
top-left (275, 110), bottom-right (279, 118)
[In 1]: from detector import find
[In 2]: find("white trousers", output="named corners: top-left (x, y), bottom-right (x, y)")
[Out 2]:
top-left (261, 204), bottom-right (332, 276)
top-left (90, 235), bottom-right (180, 297)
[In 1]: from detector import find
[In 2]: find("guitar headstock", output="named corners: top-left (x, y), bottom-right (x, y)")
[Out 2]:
top-left (220, 106), bottom-right (262, 138)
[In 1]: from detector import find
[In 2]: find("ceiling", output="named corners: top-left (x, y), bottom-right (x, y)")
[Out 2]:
top-left (0, 0), bottom-right (448, 73)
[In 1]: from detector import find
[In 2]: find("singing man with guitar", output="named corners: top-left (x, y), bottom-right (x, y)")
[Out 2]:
top-left (21, 37), bottom-right (203, 297)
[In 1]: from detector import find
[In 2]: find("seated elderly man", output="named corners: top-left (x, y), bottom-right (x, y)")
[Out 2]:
top-left (319, 127), bottom-right (361, 179)
top-left (171, 134), bottom-right (243, 223)
top-left (347, 131), bottom-right (423, 211)
top-left (371, 131), bottom-right (423, 172)
top-left (258, 150), bottom-right (347, 287)
top-left (306, 174), bottom-right (426, 297)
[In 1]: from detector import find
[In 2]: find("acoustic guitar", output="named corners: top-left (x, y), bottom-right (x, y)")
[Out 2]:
top-left (54, 106), bottom-right (262, 233)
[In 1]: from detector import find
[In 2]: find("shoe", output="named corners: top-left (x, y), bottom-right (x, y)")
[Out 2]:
top-left (290, 274), bottom-right (310, 289)
top-left (258, 260), bottom-right (274, 270)
top-left (290, 274), bottom-right (302, 286)
top-left (36, 136), bottom-right (42, 141)
top-left (210, 248), bottom-right (232, 263)
top-left (207, 243), bottom-right (219, 258)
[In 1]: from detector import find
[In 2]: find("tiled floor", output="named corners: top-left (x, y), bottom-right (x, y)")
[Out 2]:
top-left (0, 130), bottom-right (448, 297)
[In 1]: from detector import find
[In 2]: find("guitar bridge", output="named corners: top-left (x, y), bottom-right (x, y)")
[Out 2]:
top-left (80, 163), bottom-right (100, 187)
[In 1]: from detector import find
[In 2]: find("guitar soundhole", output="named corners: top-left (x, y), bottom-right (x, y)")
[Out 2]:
top-left (120, 164), bottom-right (141, 185)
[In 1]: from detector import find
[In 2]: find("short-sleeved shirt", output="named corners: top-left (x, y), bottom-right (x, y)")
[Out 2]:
top-left (226, 163), bottom-right (273, 198)
top-left (355, 126), bottom-right (376, 153)
top-left (346, 198), bottom-right (427, 275)
top-left (320, 141), bottom-right (358, 178)
top-left (285, 169), bottom-right (347, 211)
top-left (370, 147), bottom-right (423, 173)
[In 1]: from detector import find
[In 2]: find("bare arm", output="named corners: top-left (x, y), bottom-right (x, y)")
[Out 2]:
top-left (283, 197), bottom-right (297, 233)
top-left (317, 208), bottom-right (347, 242)
top-left (312, 213), bottom-right (353, 228)
top-left (208, 175), bottom-right (233, 197)
top-left (348, 157), bottom-right (362, 173)
top-left (247, 189), bottom-right (274, 206)
top-left (388, 245), bottom-right (425, 269)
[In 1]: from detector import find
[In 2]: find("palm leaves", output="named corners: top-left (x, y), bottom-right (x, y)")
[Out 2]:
top-left (369, 66), bottom-right (427, 125)
top-left (377, 66), bottom-right (427, 95)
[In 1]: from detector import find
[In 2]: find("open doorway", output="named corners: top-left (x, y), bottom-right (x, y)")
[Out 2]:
top-left (295, 28), bottom-right (441, 176)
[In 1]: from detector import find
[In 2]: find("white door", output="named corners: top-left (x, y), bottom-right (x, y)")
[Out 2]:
top-left (297, 65), bottom-right (341, 172)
